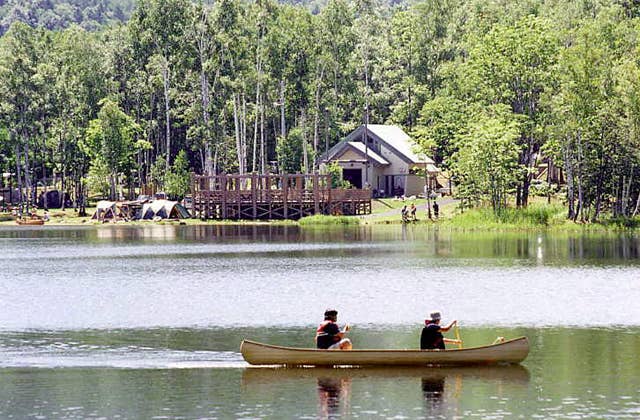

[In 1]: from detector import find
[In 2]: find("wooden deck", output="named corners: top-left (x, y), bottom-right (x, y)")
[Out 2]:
top-left (191, 174), bottom-right (371, 220)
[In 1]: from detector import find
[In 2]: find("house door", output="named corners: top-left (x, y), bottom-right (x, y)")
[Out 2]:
top-left (343, 168), bottom-right (362, 189)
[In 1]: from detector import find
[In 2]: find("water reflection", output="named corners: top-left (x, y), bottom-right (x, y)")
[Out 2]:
top-left (242, 365), bottom-right (529, 418)
top-left (1, 224), bottom-right (639, 263)
top-left (317, 376), bottom-right (351, 419)
top-left (421, 374), bottom-right (445, 414)
top-left (242, 365), bottom-right (530, 384)
top-left (2, 326), bottom-right (640, 418)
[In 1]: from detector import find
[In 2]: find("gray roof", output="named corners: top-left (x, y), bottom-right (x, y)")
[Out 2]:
top-left (340, 142), bottom-right (390, 165)
top-left (343, 124), bottom-right (435, 165)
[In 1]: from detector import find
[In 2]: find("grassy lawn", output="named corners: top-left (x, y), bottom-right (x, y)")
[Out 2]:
top-left (0, 207), bottom-right (97, 225)
top-left (364, 198), bottom-right (456, 224)
top-left (371, 198), bottom-right (406, 213)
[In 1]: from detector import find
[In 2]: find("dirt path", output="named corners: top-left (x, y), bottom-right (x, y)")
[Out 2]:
top-left (363, 197), bottom-right (459, 219)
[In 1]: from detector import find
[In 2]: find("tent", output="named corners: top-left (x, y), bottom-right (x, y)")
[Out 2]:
top-left (91, 201), bottom-right (118, 221)
top-left (37, 190), bottom-right (72, 208)
top-left (140, 200), bottom-right (191, 220)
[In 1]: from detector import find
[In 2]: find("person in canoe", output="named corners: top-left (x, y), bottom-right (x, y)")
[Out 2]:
top-left (420, 311), bottom-right (461, 350)
top-left (316, 309), bottom-right (352, 350)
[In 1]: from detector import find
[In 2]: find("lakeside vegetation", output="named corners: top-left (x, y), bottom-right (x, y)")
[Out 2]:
top-left (365, 198), bottom-right (640, 231)
top-left (1, 198), bottom-right (638, 231)
top-left (1, 0), bottom-right (640, 226)
top-left (299, 214), bottom-right (360, 226)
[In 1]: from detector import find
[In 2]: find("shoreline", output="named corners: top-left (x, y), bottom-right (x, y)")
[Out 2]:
top-left (1, 214), bottom-right (638, 234)
top-left (1, 199), bottom-right (638, 232)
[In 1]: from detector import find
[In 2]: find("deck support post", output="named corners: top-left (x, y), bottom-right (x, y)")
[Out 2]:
top-left (283, 174), bottom-right (288, 220)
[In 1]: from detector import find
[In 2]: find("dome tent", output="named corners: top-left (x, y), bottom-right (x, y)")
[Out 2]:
top-left (91, 201), bottom-right (118, 221)
top-left (141, 200), bottom-right (191, 220)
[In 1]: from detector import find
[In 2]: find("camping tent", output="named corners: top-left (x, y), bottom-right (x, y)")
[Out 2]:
top-left (140, 200), bottom-right (191, 220)
top-left (91, 201), bottom-right (118, 221)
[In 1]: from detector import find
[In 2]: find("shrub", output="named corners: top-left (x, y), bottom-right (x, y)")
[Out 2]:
top-left (299, 215), bottom-right (360, 226)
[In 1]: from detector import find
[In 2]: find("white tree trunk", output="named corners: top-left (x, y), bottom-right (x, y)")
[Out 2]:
top-left (233, 93), bottom-right (245, 175)
top-left (200, 68), bottom-right (212, 175)
top-left (313, 64), bottom-right (325, 170)
top-left (162, 56), bottom-right (171, 173)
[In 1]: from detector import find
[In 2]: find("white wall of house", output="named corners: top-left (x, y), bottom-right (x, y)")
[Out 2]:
top-left (339, 149), bottom-right (363, 161)
top-left (405, 175), bottom-right (426, 197)
top-left (325, 127), bottom-right (438, 197)
top-left (377, 144), bottom-right (428, 196)
top-left (379, 144), bottom-right (410, 176)
top-left (333, 148), bottom-right (379, 189)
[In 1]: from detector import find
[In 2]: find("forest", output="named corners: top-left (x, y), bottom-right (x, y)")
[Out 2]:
top-left (1, 0), bottom-right (640, 222)
top-left (0, 0), bottom-right (136, 34)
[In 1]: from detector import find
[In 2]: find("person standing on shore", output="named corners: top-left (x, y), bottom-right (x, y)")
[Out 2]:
top-left (401, 205), bottom-right (409, 222)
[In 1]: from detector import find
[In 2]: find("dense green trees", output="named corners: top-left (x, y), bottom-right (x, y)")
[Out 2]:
top-left (82, 99), bottom-right (141, 200)
top-left (0, 0), bottom-right (640, 222)
top-left (0, 0), bottom-right (136, 34)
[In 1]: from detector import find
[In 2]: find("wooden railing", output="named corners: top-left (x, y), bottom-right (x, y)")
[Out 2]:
top-left (191, 173), bottom-right (371, 219)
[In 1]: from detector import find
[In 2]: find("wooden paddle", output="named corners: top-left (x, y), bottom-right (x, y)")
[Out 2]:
top-left (454, 323), bottom-right (463, 349)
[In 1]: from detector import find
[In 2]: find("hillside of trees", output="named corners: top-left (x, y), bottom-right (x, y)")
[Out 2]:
top-left (1, 0), bottom-right (640, 222)
top-left (0, 0), bottom-right (136, 34)
top-left (0, 0), bottom-right (379, 34)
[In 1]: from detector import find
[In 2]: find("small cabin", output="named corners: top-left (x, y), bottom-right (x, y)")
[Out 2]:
top-left (322, 124), bottom-right (440, 197)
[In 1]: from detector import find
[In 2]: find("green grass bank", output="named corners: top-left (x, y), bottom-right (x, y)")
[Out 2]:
top-left (2, 199), bottom-right (638, 232)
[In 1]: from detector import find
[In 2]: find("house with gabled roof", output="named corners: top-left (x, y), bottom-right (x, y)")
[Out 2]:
top-left (322, 124), bottom-right (440, 197)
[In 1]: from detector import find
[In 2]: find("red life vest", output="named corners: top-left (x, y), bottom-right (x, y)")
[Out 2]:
top-left (316, 320), bottom-right (333, 336)
top-left (316, 320), bottom-right (340, 349)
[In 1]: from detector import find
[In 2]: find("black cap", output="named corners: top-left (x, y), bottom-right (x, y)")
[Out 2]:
top-left (324, 308), bottom-right (338, 318)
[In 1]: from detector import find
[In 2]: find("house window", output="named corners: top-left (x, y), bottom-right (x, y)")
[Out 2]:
top-left (365, 135), bottom-right (380, 154)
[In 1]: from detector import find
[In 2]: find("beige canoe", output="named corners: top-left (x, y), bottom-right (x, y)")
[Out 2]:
top-left (240, 337), bottom-right (529, 367)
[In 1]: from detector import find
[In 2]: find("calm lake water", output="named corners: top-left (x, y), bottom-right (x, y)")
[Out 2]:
top-left (0, 224), bottom-right (639, 418)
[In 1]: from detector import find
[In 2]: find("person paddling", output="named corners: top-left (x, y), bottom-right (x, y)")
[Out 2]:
top-left (420, 311), bottom-right (461, 350)
top-left (316, 309), bottom-right (352, 350)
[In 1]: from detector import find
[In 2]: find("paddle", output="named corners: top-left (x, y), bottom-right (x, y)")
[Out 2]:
top-left (454, 323), bottom-right (463, 349)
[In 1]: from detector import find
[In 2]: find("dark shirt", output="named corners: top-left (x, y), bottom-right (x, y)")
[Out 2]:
top-left (316, 321), bottom-right (341, 349)
top-left (420, 323), bottom-right (445, 350)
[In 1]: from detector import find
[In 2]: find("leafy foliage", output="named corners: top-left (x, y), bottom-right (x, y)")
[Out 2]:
top-left (1, 0), bottom-right (640, 223)
top-left (452, 106), bottom-right (524, 214)
top-left (0, 0), bottom-right (136, 34)
top-left (164, 150), bottom-right (190, 199)
top-left (82, 98), bottom-right (141, 199)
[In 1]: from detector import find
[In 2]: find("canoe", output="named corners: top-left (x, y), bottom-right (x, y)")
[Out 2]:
top-left (16, 218), bottom-right (45, 225)
top-left (240, 337), bottom-right (529, 367)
